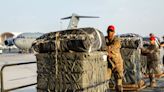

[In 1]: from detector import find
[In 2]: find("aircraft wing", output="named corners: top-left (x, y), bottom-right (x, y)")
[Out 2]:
top-left (61, 16), bottom-right (99, 20)
top-left (78, 16), bottom-right (100, 18)
top-left (61, 16), bottom-right (72, 20)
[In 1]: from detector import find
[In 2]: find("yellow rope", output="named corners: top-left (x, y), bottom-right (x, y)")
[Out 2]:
top-left (55, 32), bottom-right (60, 79)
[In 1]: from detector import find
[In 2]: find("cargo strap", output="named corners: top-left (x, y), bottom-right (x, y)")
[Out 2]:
top-left (88, 29), bottom-right (102, 53)
top-left (95, 29), bottom-right (102, 50)
top-left (55, 32), bottom-right (60, 78)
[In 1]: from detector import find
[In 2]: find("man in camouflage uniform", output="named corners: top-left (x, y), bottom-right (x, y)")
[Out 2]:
top-left (160, 36), bottom-right (164, 65)
top-left (149, 33), bottom-right (160, 48)
top-left (106, 25), bottom-right (124, 92)
top-left (141, 36), bottom-right (160, 87)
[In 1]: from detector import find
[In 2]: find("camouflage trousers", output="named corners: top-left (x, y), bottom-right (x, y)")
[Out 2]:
top-left (108, 60), bottom-right (123, 92)
top-left (112, 66), bottom-right (123, 92)
top-left (147, 60), bottom-right (161, 74)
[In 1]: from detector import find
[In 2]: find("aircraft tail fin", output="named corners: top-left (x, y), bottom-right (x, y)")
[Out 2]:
top-left (61, 13), bottom-right (99, 29)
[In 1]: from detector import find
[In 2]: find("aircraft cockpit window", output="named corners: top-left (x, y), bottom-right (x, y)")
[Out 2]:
top-left (17, 35), bottom-right (25, 38)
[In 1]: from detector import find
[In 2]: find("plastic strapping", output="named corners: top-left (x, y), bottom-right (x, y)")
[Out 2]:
top-left (95, 29), bottom-right (102, 49)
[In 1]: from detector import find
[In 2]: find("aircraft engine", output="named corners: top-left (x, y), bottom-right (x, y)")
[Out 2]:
top-left (0, 32), bottom-right (14, 45)
top-left (4, 38), bottom-right (14, 46)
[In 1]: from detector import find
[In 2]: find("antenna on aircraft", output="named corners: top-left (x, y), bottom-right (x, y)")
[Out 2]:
top-left (61, 13), bottom-right (99, 29)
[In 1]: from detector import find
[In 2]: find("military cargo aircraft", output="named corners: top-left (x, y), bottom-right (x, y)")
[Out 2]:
top-left (0, 32), bottom-right (43, 52)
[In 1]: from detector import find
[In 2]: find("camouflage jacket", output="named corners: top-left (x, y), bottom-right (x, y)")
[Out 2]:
top-left (106, 36), bottom-right (123, 71)
top-left (141, 44), bottom-right (160, 62)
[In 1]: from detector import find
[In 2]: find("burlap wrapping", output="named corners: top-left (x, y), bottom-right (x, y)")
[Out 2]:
top-left (36, 51), bottom-right (109, 92)
top-left (121, 48), bottom-right (142, 84)
top-left (32, 27), bottom-right (106, 53)
top-left (119, 33), bottom-right (143, 49)
top-left (140, 55), bottom-right (147, 74)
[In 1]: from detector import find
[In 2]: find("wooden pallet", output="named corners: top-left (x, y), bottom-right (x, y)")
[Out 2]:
top-left (108, 80), bottom-right (146, 91)
top-left (143, 73), bottom-right (164, 79)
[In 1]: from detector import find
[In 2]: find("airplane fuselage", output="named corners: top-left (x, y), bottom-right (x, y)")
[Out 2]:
top-left (14, 38), bottom-right (36, 50)
top-left (13, 32), bottom-right (43, 51)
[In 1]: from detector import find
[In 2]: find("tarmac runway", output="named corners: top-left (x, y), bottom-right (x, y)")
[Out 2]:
top-left (0, 53), bottom-right (37, 92)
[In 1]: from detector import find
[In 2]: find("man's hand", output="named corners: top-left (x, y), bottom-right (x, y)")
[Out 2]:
top-left (107, 54), bottom-right (112, 59)
top-left (107, 46), bottom-right (112, 59)
top-left (160, 43), bottom-right (164, 47)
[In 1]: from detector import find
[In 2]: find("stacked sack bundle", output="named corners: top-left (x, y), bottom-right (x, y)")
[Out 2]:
top-left (32, 27), bottom-right (109, 92)
top-left (119, 33), bottom-right (143, 49)
top-left (119, 33), bottom-right (144, 89)
top-left (32, 27), bottom-right (106, 53)
top-left (140, 55), bottom-right (148, 75)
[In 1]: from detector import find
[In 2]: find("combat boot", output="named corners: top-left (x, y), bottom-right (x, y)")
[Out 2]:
top-left (150, 81), bottom-right (157, 87)
top-left (115, 85), bottom-right (123, 92)
top-left (115, 78), bottom-right (123, 92)
top-left (149, 74), bottom-right (157, 87)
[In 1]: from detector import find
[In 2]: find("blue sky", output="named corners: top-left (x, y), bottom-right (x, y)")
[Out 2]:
top-left (0, 0), bottom-right (164, 38)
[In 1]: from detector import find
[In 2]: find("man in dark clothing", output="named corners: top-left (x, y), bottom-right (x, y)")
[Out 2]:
top-left (141, 36), bottom-right (160, 87)
top-left (106, 25), bottom-right (123, 92)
